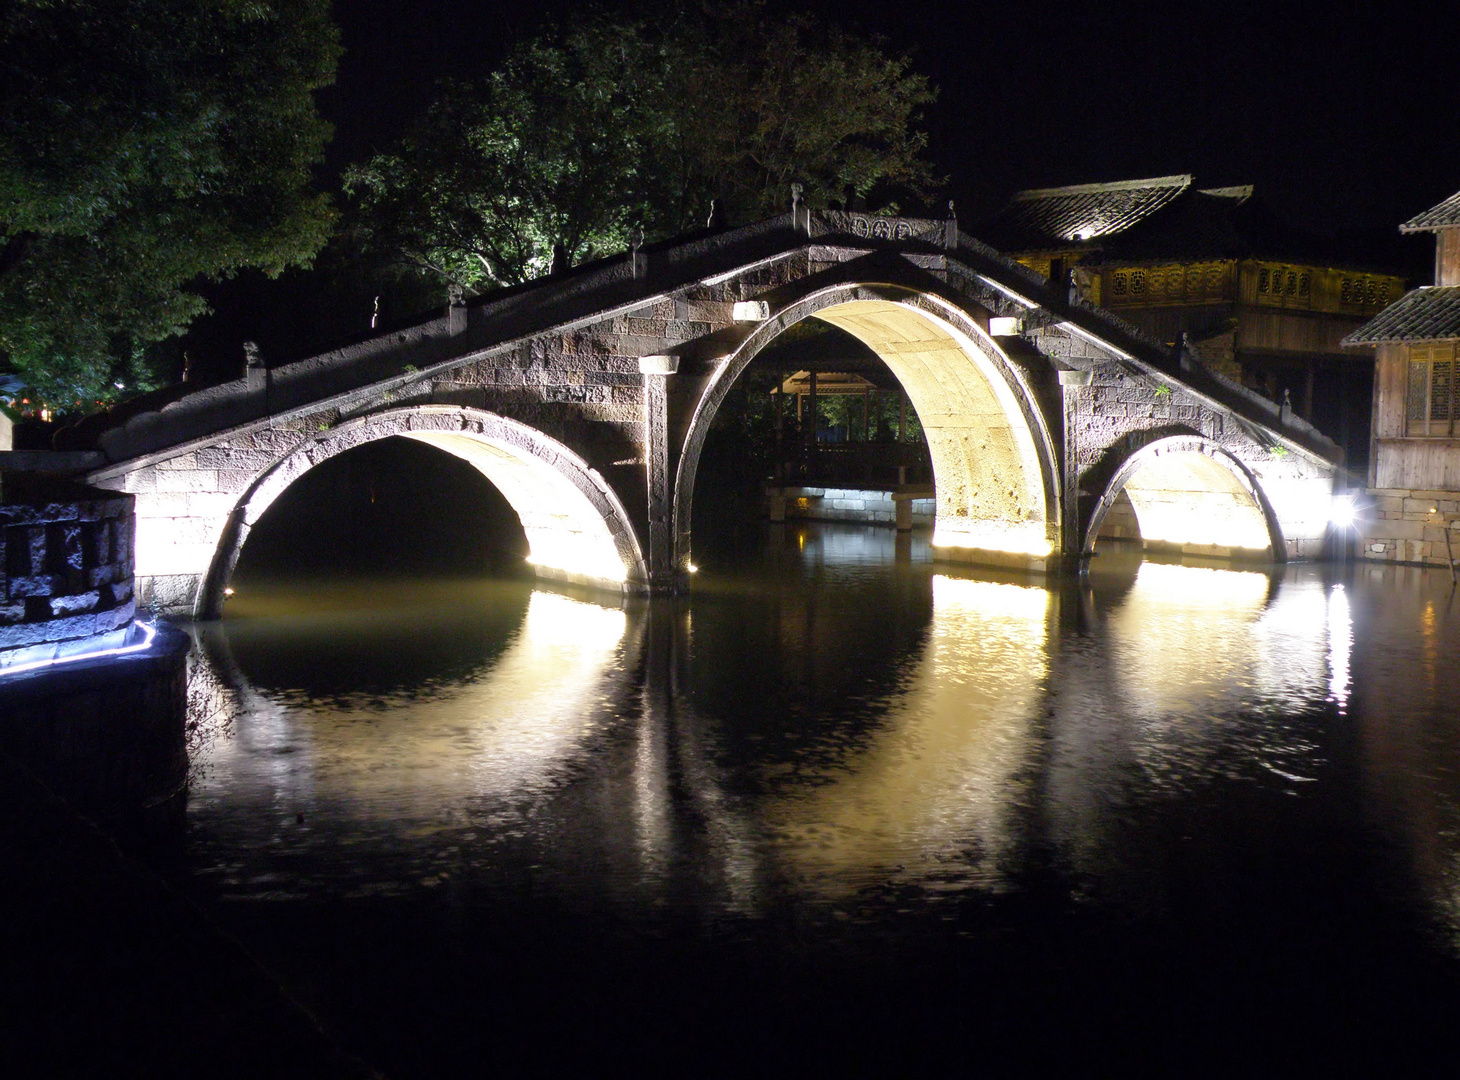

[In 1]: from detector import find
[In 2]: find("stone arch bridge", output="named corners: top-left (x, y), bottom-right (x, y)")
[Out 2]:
top-left (74, 210), bottom-right (1340, 616)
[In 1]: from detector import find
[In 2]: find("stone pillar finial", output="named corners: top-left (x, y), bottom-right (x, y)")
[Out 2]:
top-left (630, 227), bottom-right (647, 279)
top-left (790, 183), bottom-right (809, 236)
top-left (447, 283), bottom-right (466, 334)
top-left (945, 199), bottom-right (958, 251)
top-left (243, 341), bottom-right (266, 392)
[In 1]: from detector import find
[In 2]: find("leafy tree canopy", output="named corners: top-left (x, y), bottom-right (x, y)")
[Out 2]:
top-left (346, 4), bottom-right (938, 292)
top-left (0, 0), bottom-right (340, 408)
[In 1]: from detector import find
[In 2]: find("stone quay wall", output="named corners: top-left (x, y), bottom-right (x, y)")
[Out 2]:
top-left (764, 485), bottom-right (936, 528)
top-left (0, 476), bottom-right (136, 669)
top-left (1359, 488), bottom-right (1460, 567)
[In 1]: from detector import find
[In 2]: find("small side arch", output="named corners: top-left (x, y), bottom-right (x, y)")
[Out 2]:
top-left (198, 405), bottom-right (646, 616)
top-left (1083, 435), bottom-right (1285, 561)
top-left (674, 282), bottom-right (1063, 573)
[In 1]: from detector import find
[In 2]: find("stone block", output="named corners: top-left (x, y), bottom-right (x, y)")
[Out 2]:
top-left (1403, 497), bottom-right (1437, 514)
top-left (1383, 519), bottom-right (1427, 541)
top-left (154, 470), bottom-right (218, 493)
top-left (8, 574), bottom-right (61, 599)
top-left (88, 564), bottom-right (120, 589)
top-left (50, 591), bottom-right (100, 617)
top-left (135, 492), bottom-right (189, 516)
top-left (156, 451), bottom-right (197, 470)
top-left (186, 492), bottom-right (240, 518)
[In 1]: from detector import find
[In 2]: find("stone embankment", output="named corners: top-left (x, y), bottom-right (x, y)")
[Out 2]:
top-left (1360, 489), bottom-right (1460, 567)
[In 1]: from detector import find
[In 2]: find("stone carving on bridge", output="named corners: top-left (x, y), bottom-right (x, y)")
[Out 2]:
top-left (819, 210), bottom-right (945, 244)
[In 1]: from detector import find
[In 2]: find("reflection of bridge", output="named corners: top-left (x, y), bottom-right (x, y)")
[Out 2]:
top-left (80, 210), bottom-right (1340, 614)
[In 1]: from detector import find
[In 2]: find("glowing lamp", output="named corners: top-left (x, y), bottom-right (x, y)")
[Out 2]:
top-left (1329, 495), bottom-right (1356, 529)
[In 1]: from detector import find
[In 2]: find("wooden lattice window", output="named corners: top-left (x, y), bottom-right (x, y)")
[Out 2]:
top-left (1341, 275), bottom-right (1392, 311)
top-left (1407, 343), bottom-right (1460, 436)
top-left (1256, 262), bottom-right (1313, 303)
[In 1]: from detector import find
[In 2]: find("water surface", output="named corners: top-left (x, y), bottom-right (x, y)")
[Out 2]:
top-left (183, 527), bottom-right (1460, 1072)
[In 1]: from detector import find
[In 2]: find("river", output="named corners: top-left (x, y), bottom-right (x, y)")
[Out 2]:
top-left (181, 524), bottom-right (1460, 1073)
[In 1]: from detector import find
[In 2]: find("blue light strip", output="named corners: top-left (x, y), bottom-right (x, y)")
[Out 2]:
top-left (0, 619), bottom-right (159, 679)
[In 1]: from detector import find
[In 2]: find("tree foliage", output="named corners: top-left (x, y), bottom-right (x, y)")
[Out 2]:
top-left (346, 26), bottom-right (670, 288)
top-left (0, 0), bottom-right (340, 407)
top-left (346, 4), bottom-right (938, 292)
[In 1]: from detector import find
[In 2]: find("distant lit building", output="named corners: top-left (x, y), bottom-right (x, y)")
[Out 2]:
top-left (980, 174), bottom-right (1405, 466)
top-left (1345, 189), bottom-right (1460, 565)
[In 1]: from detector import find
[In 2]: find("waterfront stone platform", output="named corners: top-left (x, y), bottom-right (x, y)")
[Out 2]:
top-left (764, 484), bottom-right (936, 528)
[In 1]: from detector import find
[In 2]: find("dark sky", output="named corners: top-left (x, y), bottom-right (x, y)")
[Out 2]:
top-left (325, 0), bottom-right (1460, 237)
top-left (180, 0), bottom-right (1460, 378)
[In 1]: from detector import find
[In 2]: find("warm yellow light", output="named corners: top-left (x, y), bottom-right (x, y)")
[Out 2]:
top-left (1120, 451), bottom-right (1272, 553)
top-left (524, 549), bottom-right (627, 585)
top-left (404, 429), bottom-right (632, 588)
top-left (760, 573), bottom-right (1050, 897)
top-left (931, 520), bottom-right (1053, 558)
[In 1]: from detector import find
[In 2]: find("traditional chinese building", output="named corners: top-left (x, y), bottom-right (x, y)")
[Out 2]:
top-left (981, 174), bottom-right (1405, 467)
top-left (1344, 190), bottom-right (1460, 566)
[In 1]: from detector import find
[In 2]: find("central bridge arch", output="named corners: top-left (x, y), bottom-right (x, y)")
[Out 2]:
top-left (200, 405), bottom-right (646, 616)
top-left (674, 284), bottom-right (1061, 573)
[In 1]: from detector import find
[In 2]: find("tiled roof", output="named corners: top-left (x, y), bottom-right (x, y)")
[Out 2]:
top-left (1343, 286), bottom-right (1460, 345)
top-left (1197, 184), bottom-right (1254, 203)
top-left (1401, 191), bottom-right (1460, 232)
top-left (990, 174), bottom-right (1193, 247)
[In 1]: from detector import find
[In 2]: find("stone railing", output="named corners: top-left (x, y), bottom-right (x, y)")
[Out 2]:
top-left (0, 475), bottom-right (136, 670)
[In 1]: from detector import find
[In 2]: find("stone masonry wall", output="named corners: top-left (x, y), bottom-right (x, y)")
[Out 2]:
top-left (98, 256), bottom-right (810, 613)
top-left (1038, 324), bottom-right (1335, 557)
top-left (0, 476), bottom-right (135, 666)
top-left (1360, 488), bottom-right (1460, 566)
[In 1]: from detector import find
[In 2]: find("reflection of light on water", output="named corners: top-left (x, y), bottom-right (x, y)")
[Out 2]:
top-left (766, 574), bottom-right (1048, 896)
top-left (1111, 562), bottom-right (1271, 718)
top-left (1326, 585), bottom-right (1351, 712)
top-left (199, 590), bottom-right (627, 828)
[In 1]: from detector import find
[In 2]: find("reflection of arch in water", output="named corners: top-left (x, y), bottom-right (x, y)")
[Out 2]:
top-left (676, 285), bottom-right (1061, 574)
top-left (1047, 563), bottom-right (1344, 888)
top-left (199, 406), bottom-right (646, 615)
top-left (193, 589), bottom-right (630, 813)
top-left (1085, 436), bottom-right (1282, 560)
top-left (762, 573), bottom-right (1051, 896)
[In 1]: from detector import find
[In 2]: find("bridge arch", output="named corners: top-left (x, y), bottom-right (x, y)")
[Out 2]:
top-left (674, 283), bottom-right (1061, 572)
top-left (199, 405), bottom-right (646, 616)
top-left (1083, 435), bottom-right (1284, 561)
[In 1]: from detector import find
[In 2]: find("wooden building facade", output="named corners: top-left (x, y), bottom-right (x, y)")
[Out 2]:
top-left (1345, 190), bottom-right (1460, 565)
top-left (982, 175), bottom-right (1404, 468)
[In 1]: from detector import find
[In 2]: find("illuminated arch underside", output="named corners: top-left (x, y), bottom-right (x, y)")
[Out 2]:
top-left (1119, 451), bottom-right (1273, 556)
top-left (811, 299), bottom-right (1052, 561)
top-left (399, 430), bottom-right (630, 586)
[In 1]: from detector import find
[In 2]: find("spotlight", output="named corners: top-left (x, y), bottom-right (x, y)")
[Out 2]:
top-left (1329, 494), bottom-right (1356, 528)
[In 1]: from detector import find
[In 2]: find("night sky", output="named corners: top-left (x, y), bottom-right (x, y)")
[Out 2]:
top-left (182, 0), bottom-right (1460, 377)
top-left (326, 0), bottom-right (1460, 236)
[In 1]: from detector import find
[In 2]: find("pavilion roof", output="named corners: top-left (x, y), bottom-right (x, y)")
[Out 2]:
top-left (981, 174), bottom-right (1194, 250)
top-left (1343, 286), bottom-right (1460, 345)
top-left (1401, 191), bottom-right (1460, 233)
